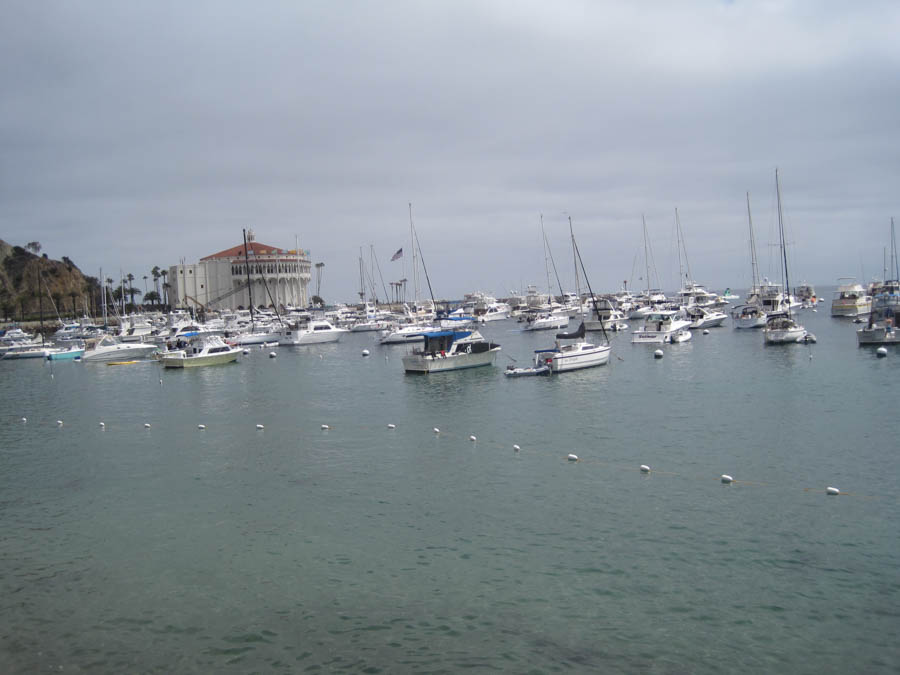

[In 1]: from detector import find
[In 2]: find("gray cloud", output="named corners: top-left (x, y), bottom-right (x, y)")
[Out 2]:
top-left (1, 0), bottom-right (898, 299)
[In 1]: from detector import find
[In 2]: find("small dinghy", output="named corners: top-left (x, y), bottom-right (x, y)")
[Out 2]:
top-left (504, 364), bottom-right (551, 377)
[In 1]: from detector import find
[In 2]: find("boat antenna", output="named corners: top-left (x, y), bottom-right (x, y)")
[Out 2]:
top-left (571, 218), bottom-right (609, 345)
top-left (242, 228), bottom-right (255, 328)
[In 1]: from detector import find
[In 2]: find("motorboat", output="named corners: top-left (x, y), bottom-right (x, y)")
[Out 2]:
top-left (1, 343), bottom-right (51, 359)
top-left (379, 322), bottom-right (438, 344)
top-left (722, 288), bottom-right (740, 301)
top-left (684, 305), bottom-right (727, 329)
top-left (831, 278), bottom-right (871, 317)
top-left (278, 319), bottom-right (347, 345)
top-left (477, 302), bottom-right (511, 322)
top-left (533, 322), bottom-right (611, 372)
top-left (160, 335), bottom-right (241, 368)
top-left (522, 312), bottom-right (569, 331)
top-left (584, 297), bottom-right (628, 332)
top-left (857, 280), bottom-right (900, 345)
top-left (82, 335), bottom-right (158, 362)
top-left (47, 344), bottom-right (85, 360)
top-left (401, 330), bottom-right (501, 373)
top-left (631, 310), bottom-right (692, 344)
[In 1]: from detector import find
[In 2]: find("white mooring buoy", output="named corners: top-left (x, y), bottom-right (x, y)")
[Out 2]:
top-left (702, 329), bottom-right (710, 335)
top-left (269, 351), bottom-right (277, 358)
top-left (56, 420), bottom-right (63, 426)
top-left (826, 486), bottom-right (840, 495)
top-left (387, 423), bottom-right (396, 429)
top-left (877, 347), bottom-right (888, 358)
top-left (362, 349), bottom-right (370, 357)
top-left (513, 444), bottom-right (521, 452)
top-left (198, 424), bottom-right (206, 430)
top-left (144, 423), bottom-right (151, 428)
top-left (567, 453), bottom-right (579, 462)
top-left (654, 349), bottom-right (664, 359)
top-left (721, 474), bottom-right (734, 484)
top-left (99, 422), bottom-right (105, 428)
top-left (433, 427), bottom-right (440, 434)
top-left (321, 424), bottom-right (330, 430)
top-left (469, 435), bottom-right (477, 442)
top-left (21, 417), bottom-right (26, 423)
top-left (243, 349), bottom-right (250, 355)
top-left (256, 424), bottom-right (265, 430)
top-left (640, 464), bottom-right (651, 473)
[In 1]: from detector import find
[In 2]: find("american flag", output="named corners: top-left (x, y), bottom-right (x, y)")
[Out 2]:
top-left (390, 248), bottom-right (403, 261)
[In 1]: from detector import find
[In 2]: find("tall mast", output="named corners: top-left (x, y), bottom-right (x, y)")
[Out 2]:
top-left (541, 214), bottom-right (552, 299)
top-left (891, 217), bottom-right (898, 281)
top-left (570, 216), bottom-right (581, 312)
top-left (409, 203), bottom-right (419, 306)
top-left (358, 247), bottom-right (365, 303)
top-left (642, 215), bottom-right (651, 297)
top-left (746, 192), bottom-right (760, 292)
top-left (243, 228), bottom-right (255, 327)
top-left (775, 168), bottom-right (791, 316)
top-left (675, 208), bottom-right (684, 290)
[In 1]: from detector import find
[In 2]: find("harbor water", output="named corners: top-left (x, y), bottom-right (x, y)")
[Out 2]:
top-left (1, 305), bottom-right (898, 673)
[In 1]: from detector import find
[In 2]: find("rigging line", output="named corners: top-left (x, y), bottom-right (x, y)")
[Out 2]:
top-left (542, 225), bottom-right (565, 299)
top-left (570, 218), bottom-right (609, 345)
top-left (412, 224), bottom-right (437, 311)
top-left (371, 246), bottom-right (390, 304)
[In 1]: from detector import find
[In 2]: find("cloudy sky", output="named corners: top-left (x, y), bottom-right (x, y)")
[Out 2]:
top-left (2, 1), bottom-right (898, 301)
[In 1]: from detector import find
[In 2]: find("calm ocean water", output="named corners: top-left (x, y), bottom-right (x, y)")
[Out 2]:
top-left (1, 299), bottom-right (899, 673)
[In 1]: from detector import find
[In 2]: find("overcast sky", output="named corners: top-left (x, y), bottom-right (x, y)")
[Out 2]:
top-left (2, 1), bottom-right (898, 301)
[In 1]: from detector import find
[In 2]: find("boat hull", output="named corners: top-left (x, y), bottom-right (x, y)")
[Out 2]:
top-left (546, 344), bottom-right (611, 372)
top-left (82, 344), bottom-right (158, 362)
top-left (764, 327), bottom-right (808, 344)
top-left (161, 351), bottom-right (240, 368)
top-left (857, 326), bottom-right (900, 345)
top-left (402, 348), bottom-right (499, 373)
top-left (47, 347), bottom-right (85, 360)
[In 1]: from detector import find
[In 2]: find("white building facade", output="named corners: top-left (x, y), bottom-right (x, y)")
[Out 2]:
top-left (168, 231), bottom-right (311, 311)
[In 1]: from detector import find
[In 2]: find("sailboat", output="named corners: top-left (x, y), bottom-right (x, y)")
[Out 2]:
top-left (763, 169), bottom-right (813, 345)
top-left (732, 192), bottom-right (768, 329)
top-left (857, 218), bottom-right (900, 345)
top-left (532, 218), bottom-right (610, 372)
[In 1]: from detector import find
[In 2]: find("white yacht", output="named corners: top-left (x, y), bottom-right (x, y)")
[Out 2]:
top-left (534, 322), bottom-right (611, 372)
top-left (379, 321), bottom-right (438, 344)
top-left (857, 280), bottom-right (899, 345)
top-left (522, 312), bottom-right (569, 331)
top-left (477, 302), bottom-right (511, 322)
top-left (831, 278), bottom-right (871, 317)
top-left (160, 335), bottom-right (241, 368)
top-left (82, 335), bottom-right (158, 362)
top-left (1, 343), bottom-right (52, 359)
top-left (401, 330), bottom-right (500, 373)
top-left (583, 297), bottom-right (628, 332)
top-left (731, 302), bottom-right (767, 329)
top-left (278, 319), bottom-right (347, 345)
top-left (631, 310), bottom-right (692, 344)
top-left (684, 305), bottom-right (727, 329)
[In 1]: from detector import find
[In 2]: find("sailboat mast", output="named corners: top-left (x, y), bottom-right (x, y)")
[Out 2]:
top-left (570, 217), bottom-right (581, 312)
top-left (409, 203), bottom-right (419, 306)
top-left (642, 215), bottom-right (651, 297)
top-left (541, 214), bottom-right (552, 300)
top-left (358, 247), bottom-right (365, 303)
top-left (775, 168), bottom-right (791, 315)
top-left (891, 217), bottom-right (898, 281)
top-left (675, 208), bottom-right (684, 289)
top-left (746, 192), bottom-right (760, 292)
top-left (243, 228), bottom-right (255, 327)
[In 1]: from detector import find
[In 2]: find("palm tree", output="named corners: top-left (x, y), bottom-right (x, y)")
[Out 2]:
top-left (126, 273), bottom-right (136, 309)
top-left (143, 290), bottom-right (161, 308)
top-left (151, 266), bottom-right (161, 298)
top-left (160, 270), bottom-right (168, 307)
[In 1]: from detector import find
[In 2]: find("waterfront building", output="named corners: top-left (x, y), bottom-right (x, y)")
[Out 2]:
top-left (168, 230), bottom-right (311, 311)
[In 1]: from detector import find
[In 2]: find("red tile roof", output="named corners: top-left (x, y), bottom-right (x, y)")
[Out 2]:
top-left (201, 241), bottom-right (296, 260)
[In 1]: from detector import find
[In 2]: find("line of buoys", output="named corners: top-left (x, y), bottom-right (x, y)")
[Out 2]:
top-left (654, 349), bottom-right (664, 359)
top-left (567, 453), bottom-right (579, 462)
top-left (721, 474), bottom-right (734, 484)
top-left (640, 464), bottom-right (651, 473)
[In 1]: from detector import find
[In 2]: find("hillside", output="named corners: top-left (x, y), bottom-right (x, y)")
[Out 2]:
top-left (0, 240), bottom-right (98, 321)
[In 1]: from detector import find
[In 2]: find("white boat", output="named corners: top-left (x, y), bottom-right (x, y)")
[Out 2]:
top-left (831, 278), bottom-right (871, 317)
top-left (584, 297), bottom-right (628, 332)
top-left (631, 310), bottom-right (693, 344)
top-left (763, 312), bottom-right (809, 344)
top-left (379, 322), bottom-right (438, 344)
top-left (81, 335), bottom-right (158, 362)
top-left (684, 305), bottom-right (727, 329)
top-left (722, 288), bottom-right (740, 301)
top-left (1, 344), bottom-right (51, 359)
top-left (401, 329), bottom-right (500, 373)
top-left (731, 303), bottom-right (767, 329)
top-left (278, 319), bottom-right (347, 345)
top-left (47, 344), bottom-right (85, 360)
top-left (858, 225), bottom-right (900, 345)
top-left (160, 335), bottom-right (241, 368)
top-left (477, 302), bottom-right (511, 322)
top-left (763, 169), bottom-right (810, 346)
top-left (522, 312), bottom-right (569, 331)
top-left (534, 322), bottom-right (611, 372)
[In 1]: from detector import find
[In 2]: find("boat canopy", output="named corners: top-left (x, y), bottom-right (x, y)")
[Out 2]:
top-left (416, 330), bottom-right (472, 340)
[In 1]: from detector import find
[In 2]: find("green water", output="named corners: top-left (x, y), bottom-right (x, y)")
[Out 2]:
top-left (1, 306), bottom-right (898, 673)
